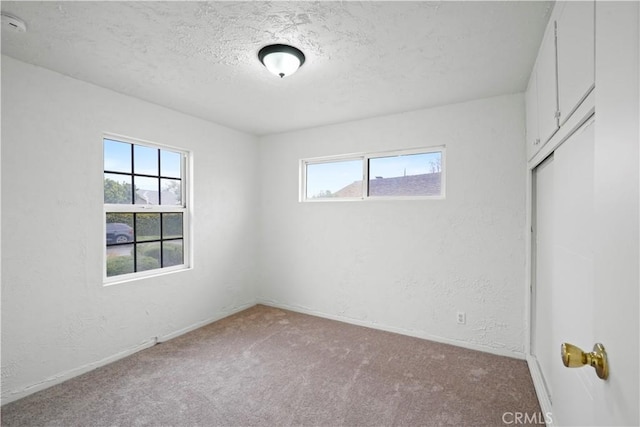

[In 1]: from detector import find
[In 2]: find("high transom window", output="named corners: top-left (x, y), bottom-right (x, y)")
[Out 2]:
top-left (301, 146), bottom-right (445, 201)
top-left (103, 135), bottom-right (189, 283)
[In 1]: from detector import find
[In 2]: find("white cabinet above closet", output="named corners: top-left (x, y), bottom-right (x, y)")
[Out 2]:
top-left (525, 67), bottom-right (540, 161)
top-left (556, 1), bottom-right (595, 126)
top-left (525, 0), bottom-right (595, 161)
top-left (526, 19), bottom-right (558, 160)
top-left (536, 23), bottom-right (560, 147)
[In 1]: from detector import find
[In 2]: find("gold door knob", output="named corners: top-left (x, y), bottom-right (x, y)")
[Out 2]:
top-left (561, 342), bottom-right (609, 380)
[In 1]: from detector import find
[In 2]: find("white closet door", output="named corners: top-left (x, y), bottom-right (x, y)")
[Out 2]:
top-left (533, 119), bottom-right (595, 426)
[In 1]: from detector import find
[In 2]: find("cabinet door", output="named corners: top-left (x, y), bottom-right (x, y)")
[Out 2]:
top-left (536, 21), bottom-right (559, 144)
top-left (556, 0), bottom-right (595, 125)
top-left (526, 68), bottom-right (541, 160)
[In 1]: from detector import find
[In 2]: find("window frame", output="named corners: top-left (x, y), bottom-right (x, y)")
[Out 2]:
top-left (300, 153), bottom-right (366, 202)
top-left (103, 133), bottom-right (191, 285)
top-left (300, 146), bottom-right (446, 202)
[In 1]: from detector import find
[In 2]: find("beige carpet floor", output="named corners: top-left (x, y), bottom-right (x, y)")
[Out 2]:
top-left (1, 305), bottom-right (542, 426)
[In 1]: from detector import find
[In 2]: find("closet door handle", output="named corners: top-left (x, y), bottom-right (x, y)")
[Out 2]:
top-left (561, 342), bottom-right (609, 380)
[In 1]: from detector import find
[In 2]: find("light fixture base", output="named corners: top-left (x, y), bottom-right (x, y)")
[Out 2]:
top-left (1, 13), bottom-right (27, 33)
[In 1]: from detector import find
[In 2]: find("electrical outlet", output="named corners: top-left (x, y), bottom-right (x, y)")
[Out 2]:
top-left (456, 311), bottom-right (466, 325)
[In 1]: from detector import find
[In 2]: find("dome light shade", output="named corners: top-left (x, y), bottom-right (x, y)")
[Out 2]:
top-left (258, 44), bottom-right (305, 78)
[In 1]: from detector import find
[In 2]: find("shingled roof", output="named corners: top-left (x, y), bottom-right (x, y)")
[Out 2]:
top-left (334, 172), bottom-right (441, 197)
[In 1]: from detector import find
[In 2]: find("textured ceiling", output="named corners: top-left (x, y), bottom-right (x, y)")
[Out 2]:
top-left (1, 1), bottom-right (552, 136)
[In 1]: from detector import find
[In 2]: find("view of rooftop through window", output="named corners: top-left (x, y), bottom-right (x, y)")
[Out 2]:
top-left (305, 159), bottom-right (363, 199)
top-left (368, 152), bottom-right (442, 197)
top-left (304, 148), bottom-right (444, 200)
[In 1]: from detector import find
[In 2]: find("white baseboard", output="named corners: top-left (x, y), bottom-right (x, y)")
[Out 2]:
top-left (526, 354), bottom-right (554, 427)
top-left (158, 301), bottom-right (256, 343)
top-left (3, 299), bottom-right (527, 406)
top-left (1, 301), bottom-right (255, 405)
top-left (257, 299), bottom-right (526, 360)
top-left (1, 340), bottom-right (155, 405)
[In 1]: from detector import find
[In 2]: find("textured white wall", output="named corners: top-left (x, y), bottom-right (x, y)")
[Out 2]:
top-left (1, 56), bottom-right (529, 403)
top-left (1, 56), bottom-right (259, 403)
top-left (257, 94), bottom-right (527, 357)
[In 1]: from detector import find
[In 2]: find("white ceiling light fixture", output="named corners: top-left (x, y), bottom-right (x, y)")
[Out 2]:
top-left (258, 44), bottom-right (305, 78)
top-left (1, 12), bottom-right (27, 33)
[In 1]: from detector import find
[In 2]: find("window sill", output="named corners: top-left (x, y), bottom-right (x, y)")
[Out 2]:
top-left (103, 265), bottom-right (192, 287)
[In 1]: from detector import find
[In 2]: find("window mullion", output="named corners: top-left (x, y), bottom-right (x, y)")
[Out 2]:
top-left (157, 149), bottom-right (162, 205)
top-left (130, 144), bottom-right (135, 204)
top-left (362, 156), bottom-right (369, 199)
top-left (159, 213), bottom-right (164, 267)
top-left (132, 212), bottom-right (138, 272)
top-left (104, 204), bottom-right (185, 213)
